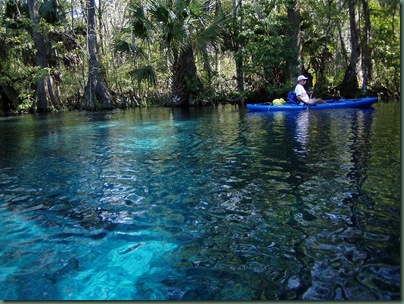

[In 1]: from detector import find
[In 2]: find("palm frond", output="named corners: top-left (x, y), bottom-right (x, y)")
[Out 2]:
top-left (129, 2), bottom-right (153, 41)
top-left (113, 39), bottom-right (144, 57)
top-left (40, 0), bottom-right (66, 24)
top-left (195, 12), bottom-right (226, 51)
top-left (128, 65), bottom-right (157, 87)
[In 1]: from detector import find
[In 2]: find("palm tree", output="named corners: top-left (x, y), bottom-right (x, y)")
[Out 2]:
top-left (113, 3), bottom-right (156, 102)
top-left (128, 0), bottom-right (226, 105)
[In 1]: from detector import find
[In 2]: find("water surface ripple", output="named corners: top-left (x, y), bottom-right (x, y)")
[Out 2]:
top-left (0, 104), bottom-right (400, 300)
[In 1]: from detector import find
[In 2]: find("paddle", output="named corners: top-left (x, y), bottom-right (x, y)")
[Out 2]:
top-left (309, 77), bottom-right (316, 99)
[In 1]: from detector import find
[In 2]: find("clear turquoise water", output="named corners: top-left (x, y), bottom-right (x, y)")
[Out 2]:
top-left (0, 103), bottom-right (400, 300)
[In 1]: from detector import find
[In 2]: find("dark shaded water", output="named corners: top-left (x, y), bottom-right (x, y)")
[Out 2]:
top-left (0, 102), bottom-right (400, 300)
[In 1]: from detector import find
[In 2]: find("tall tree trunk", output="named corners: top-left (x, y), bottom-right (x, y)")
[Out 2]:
top-left (339, 0), bottom-right (361, 98)
top-left (233, 0), bottom-right (244, 94)
top-left (361, 0), bottom-right (371, 95)
top-left (82, 0), bottom-right (113, 110)
top-left (317, 0), bottom-right (333, 90)
top-left (337, 32), bottom-right (347, 63)
top-left (28, 0), bottom-right (61, 112)
top-left (172, 46), bottom-right (202, 106)
top-left (287, 0), bottom-right (302, 78)
top-left (98, 0), bottom-right (105, 55)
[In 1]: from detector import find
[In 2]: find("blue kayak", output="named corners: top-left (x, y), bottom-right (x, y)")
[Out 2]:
top-left (247, 97), bottom-right (378, 112)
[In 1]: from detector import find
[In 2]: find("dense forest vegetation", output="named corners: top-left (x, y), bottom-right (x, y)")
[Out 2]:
top-left (0, 0), bottom-right (400, 114)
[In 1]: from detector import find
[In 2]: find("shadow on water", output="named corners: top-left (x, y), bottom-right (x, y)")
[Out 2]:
top-left (0, 103), bottom-right (400, 300)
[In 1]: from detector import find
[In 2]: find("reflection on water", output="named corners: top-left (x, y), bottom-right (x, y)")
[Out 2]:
top-left (295, 110), bottom-right (310, 149)
top-left (0, 103), bottom-right (400, 300)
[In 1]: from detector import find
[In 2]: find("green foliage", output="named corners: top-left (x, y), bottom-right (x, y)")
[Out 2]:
top-left (123, 0), bottom-right (228, 104)
top-left (40, 0), bottom-right (67, 24)
top-left (128, 65), bottom-right (157, 87)
top-left (369, 0), bottom-right (400, 94)
top-left (16, 91), bottom-right (34, 112)
top-left (3, 0), bottom-right (30, 30)
top-left (234, 0), bottom-right (292, 99)
top-left (0, 0), bottom-right (400, 113)
top-left (113, 35), bottom-right (146, 58)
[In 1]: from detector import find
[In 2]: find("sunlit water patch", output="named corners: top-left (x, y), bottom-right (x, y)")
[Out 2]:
top-left (0, 103), bottom-right (400, 300)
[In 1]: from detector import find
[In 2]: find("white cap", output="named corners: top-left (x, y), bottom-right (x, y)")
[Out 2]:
top-left (297, 75), bottom-right (308, 81)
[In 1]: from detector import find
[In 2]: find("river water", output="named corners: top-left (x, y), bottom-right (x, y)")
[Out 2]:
top-left (0, 102), bottom-right (400, 300)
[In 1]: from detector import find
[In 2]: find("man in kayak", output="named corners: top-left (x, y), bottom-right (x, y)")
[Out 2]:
top-left (295, 75), bottom-right (326, 105)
